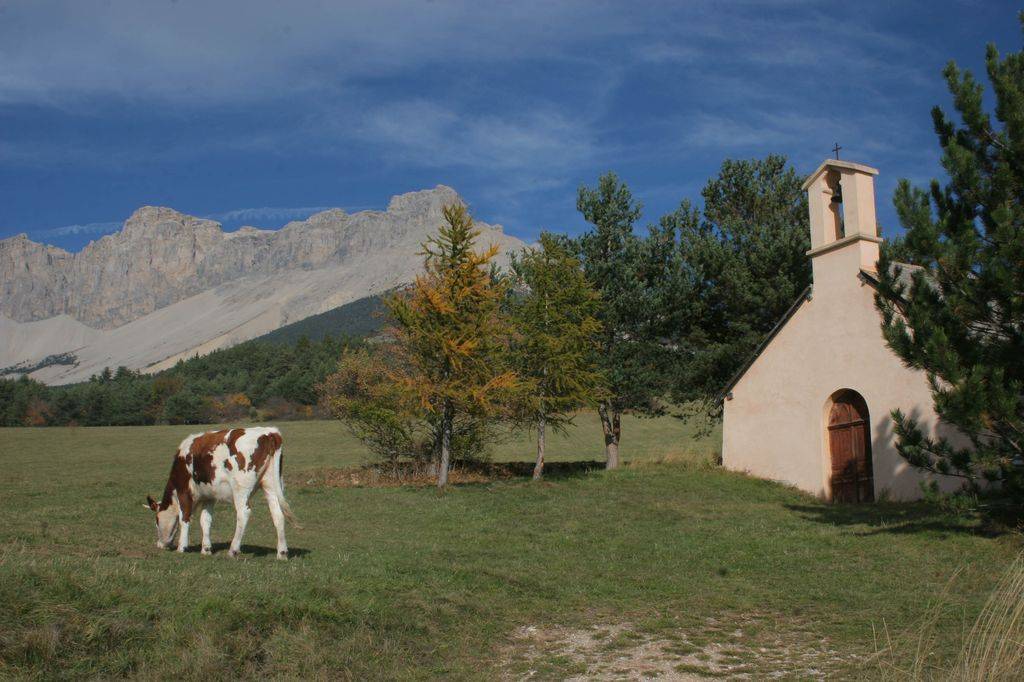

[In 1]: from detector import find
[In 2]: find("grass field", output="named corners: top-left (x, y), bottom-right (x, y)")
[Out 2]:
top-left (0, 415), bottom-right (1018, 679)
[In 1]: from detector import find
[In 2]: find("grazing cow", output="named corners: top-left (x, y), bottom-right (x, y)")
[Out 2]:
top-left (145, 426), bottom-right (296, 559)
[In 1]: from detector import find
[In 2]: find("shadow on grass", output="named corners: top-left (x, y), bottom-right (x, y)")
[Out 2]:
top-left (182, 543), bottom-right (312, 558)
top-left (464, 459), bottom-right (607, 480)
top-left (300, 459), bottom-right (608, 489)
top-left (784, 502), bottom-right (1002, 538)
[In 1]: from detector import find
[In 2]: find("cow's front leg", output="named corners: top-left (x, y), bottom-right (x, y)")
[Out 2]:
top-left (176, 517), bottom-right (190, 553)
top-left (228, 493), bottom-right (252, 558)
top-left (199, 505), bottom-right (214, 555)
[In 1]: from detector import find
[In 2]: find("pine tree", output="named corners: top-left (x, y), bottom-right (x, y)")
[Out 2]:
top-left (575, 173), bottom-right (667, 468)
top-left (662, 156), bottom-right (811, 406)
top-left (385, 203), bottom-right (519, 488)
top-left (509, 232), bottom-right (606, 479)
top-left (875, 16), bottom-right (1024, 502)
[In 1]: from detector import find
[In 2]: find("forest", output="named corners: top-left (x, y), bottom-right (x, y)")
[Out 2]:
top-left (0, 335), bottom-right (359, 426)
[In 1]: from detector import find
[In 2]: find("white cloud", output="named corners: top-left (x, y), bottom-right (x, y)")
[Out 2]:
top-left (672, 106), bottom-right (941, 189)
top-left (635, 43), bottom-right (702, 64)
top-left (682, 112), bottom-right (840, 150)
top-left (0, 0), bottom-right (635, 105)
top-left (0, 0), bottom-right (952, 237)
top-left (358, 99), bottom-right (601, 175)
top-left (34, 221), bottom-right (122, 237)
top-left (204, 206), bottom-right (334, 225)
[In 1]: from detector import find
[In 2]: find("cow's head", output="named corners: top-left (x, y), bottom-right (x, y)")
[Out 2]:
top-left (145, 495), bottom-right (179, 549)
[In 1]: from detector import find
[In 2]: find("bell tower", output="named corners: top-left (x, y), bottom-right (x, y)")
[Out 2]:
top-left (801, 159), bottom-right (883, 274)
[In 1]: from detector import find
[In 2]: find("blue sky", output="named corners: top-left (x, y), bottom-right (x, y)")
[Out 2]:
top-left (0, 1), bottom-right (1019, 251)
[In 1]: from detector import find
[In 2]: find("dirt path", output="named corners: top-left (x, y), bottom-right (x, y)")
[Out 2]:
top-left (499, 617), bottom-right (868, 680)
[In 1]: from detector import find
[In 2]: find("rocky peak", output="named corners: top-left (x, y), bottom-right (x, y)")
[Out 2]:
top-left (0, 186), bottom-right (518, 330)
top-left (386, 185), bottom-right (462, 214)
top-left (279, 208), bottom-right (349, 232)
top-left (227, 226), bottom-right (275, 239)
top-left (119, 206), bottom-right (222, 240)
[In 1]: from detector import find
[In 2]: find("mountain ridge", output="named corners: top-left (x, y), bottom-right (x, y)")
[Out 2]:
top-left (0, 185), bottom-right (509, 330)
top-left (1, 186), bottom-right (524, 384)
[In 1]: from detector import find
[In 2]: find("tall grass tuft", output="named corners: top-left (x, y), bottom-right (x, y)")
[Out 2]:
top-left (876, 553), bottom-right (1024, 681)
top-left (953, 552), bottom-right (1024, 680)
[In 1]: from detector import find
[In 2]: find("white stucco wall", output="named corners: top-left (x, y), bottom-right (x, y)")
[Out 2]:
top-left (721, 238), bottom-right (963, 501)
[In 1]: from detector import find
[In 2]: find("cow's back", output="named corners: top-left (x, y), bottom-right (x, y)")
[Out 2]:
top-left (174, 427), bottom-right (283, 503)
top-left (230, 427), bottom-right (283, 475)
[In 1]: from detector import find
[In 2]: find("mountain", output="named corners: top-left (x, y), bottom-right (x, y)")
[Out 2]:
top-left (0, 187), bottom-right (524, 384)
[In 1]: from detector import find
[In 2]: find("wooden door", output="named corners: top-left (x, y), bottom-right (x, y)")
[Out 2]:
top-left (828, 391), bottom-right (874, 503)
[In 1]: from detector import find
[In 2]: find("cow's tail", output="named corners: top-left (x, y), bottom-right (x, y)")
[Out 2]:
top-left (272, 443), bottom-right (302, 529)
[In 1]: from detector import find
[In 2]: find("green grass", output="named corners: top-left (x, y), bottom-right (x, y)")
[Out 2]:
top-left (0, 417), bottom-right (1017, 679)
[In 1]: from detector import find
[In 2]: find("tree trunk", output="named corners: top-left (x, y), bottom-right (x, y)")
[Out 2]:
top-left (533, 415), bottom-right (546, 481)
top-left (598, 401), bottom-right (621, 469)
top-left (437, 401), bottom-right (453, 489)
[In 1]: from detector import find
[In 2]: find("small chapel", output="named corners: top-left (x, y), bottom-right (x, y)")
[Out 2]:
top-left (720, 158), bottom-right (963, 502)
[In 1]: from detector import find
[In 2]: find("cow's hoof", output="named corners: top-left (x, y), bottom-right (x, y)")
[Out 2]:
top-left (228, 549), bottom-right (240, 558)
top-left (176, 547), bottom-right (186, 554)
top-left (277, 551), bottom-right (289, 560)
top-left (201, 547), bottom-right (212, 556)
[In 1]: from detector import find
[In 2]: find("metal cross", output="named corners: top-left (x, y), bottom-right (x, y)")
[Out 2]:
top-left (832, 143), bottom-right (842, 160)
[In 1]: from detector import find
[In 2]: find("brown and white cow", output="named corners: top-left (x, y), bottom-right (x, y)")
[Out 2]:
top-left (145, 426), bottom-right (296, 559)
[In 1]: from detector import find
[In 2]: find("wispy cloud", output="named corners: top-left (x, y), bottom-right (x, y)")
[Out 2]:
top-left (681, 112), bottom-right (843, 151)
top-left (0, 0), bottom-right (634, 106)
top-left (204, 206), bottom-right (334, 226)
top-left (359, 101), bottom-right (599, 173)
top-left (0, 0), bottom-right (941, 178)
top-left (1, 0), bottom-right (1003, 244)
top-left (33, 221), bottom-right (122, 238)
top-left (634, 43), bottom-right (702, 64)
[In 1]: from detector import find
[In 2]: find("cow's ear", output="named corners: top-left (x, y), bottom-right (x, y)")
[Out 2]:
top-left (146, 495), bottom-right (158, 511)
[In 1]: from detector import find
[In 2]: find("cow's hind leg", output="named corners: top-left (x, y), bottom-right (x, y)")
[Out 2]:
top-left (199, 505), bottom-right (214, 555)
top-left (228, 491), bottom-right (252, 558)
top-left (263, 483), bottom-right (288, 560)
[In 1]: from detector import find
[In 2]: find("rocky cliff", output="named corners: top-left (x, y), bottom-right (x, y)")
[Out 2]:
top-left (1, 186), bottom-right (519, 329)
top-left (0, 186), bottom-right (524, 383)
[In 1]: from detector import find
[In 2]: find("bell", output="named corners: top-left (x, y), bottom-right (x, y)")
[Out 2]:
top-left (830, 185), bottom-right (843, 205)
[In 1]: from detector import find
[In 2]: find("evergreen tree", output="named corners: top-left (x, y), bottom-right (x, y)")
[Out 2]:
top-left (875, 16), bottom-right (1024, 502)
top-left (0, 334), bottom-right (364, 427)
top-left (161, 388), bottom-right (207, 425)
top-left (509, 232), bottom-right (606, 479)
top-left (385, 204), bottom-right (519, 488)
top-left (575, 173), bottom-right (668, 468)
top-left (663, 156), bottom-right (811, 406)
top-left (0, 376), bottom-right (49, 426)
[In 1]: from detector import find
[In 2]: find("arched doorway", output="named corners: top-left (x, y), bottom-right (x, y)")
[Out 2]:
top-left (828, 390), bottom-right (874, 503)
